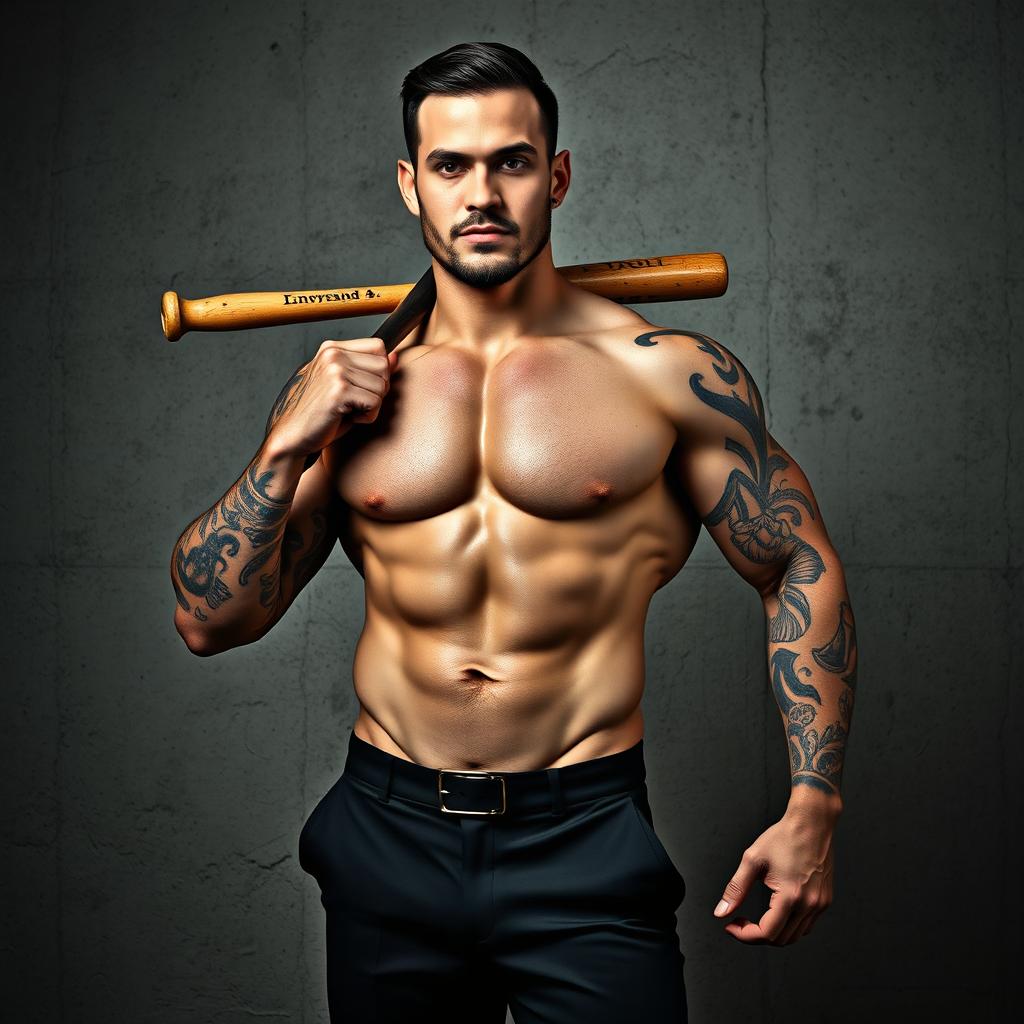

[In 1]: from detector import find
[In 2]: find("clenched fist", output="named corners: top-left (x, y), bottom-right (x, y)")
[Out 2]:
top-left (264, 337), bottom-right (399, 459)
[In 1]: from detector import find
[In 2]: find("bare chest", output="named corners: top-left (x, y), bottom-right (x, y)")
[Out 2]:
top-left (330, 340), bottom-right (678, 522)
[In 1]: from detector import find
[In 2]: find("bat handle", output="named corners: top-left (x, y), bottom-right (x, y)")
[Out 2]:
top-left (371, 265), bottom-right (437, 354)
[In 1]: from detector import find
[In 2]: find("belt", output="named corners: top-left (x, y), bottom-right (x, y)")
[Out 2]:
top-left (343, 731), bottom-right (648, 818)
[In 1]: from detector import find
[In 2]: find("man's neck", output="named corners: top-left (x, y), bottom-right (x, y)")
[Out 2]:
top-left (424, 244), bottom-right (573, 348)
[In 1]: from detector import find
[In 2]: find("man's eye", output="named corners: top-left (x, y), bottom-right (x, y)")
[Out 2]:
top-left (436, 158), bottom-right (526, 175)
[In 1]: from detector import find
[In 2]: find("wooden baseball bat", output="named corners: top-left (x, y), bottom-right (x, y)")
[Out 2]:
top-left (160, 251), bottom-right (728, 342)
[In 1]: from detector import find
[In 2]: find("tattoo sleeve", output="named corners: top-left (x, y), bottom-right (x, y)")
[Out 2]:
top-left (636, 328), bottom-right (859, 799)
top-left (169, 363), bottom-right (318, 648)
top-left (169, 441), bottom-right (308, 645)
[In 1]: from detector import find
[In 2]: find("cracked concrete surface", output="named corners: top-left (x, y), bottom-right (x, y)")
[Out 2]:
top-left (2, 0), bottom-right (1020, 1020)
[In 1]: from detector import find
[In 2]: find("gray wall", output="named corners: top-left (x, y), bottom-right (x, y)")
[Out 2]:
top-left (4, 0), bottom-right (1020, 1020)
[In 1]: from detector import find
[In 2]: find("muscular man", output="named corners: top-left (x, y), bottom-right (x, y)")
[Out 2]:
top-left (170, 41), bottom-right (857, 1024)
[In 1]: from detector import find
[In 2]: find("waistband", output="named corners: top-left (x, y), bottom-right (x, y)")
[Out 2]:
top-left (343, 731), bottom-right (648, 818)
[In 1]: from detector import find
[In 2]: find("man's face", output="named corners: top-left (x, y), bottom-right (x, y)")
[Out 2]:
top-left (398, 87), bottom-right (567, 289)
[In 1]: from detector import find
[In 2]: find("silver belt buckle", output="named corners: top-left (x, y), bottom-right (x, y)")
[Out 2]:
top-left (437, 769), bottom-right (508, 815)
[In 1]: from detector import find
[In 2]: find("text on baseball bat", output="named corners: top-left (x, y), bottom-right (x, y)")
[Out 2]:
top-left (579, 257), bottom-right (666, 272)
top-left (282, 288), bottom-right (379, 305)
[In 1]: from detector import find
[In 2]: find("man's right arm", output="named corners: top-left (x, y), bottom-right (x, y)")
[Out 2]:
top-left (170, 335), bottom-right (393, 655)
top-left (169, 436), bottom-right (339, 657)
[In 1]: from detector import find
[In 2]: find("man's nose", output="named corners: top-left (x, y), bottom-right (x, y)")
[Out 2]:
top-left (464, 165), bottom-right (501, 210)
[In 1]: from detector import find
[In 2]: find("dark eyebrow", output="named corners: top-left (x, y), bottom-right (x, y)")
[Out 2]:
top-left (424, 142), bottom-right (538, 165)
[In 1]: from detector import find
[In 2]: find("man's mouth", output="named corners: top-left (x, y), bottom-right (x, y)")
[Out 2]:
top-left (459, 225), bottom-right (511, 237)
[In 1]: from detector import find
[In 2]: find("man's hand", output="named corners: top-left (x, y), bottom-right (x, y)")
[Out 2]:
top-left (264, 338), bottom-right (400, 459)
top-left (713, 803), bottom-right (836, 945)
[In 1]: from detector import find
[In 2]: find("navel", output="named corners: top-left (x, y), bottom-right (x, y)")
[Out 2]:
top-left (459, 666), bottom-right (500, 682)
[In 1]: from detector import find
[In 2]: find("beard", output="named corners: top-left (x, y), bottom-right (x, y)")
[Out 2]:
top-left (415, 185), bottom-right (552, 289)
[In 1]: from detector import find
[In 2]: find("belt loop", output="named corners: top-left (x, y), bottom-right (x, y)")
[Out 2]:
top-left (546, 767), bottom-right (565, 818)
top-left (380, 759), bottom-right (394, 804)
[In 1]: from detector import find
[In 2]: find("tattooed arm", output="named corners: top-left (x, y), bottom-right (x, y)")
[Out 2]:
top-left (169, 364), bottom-right (341, 657)
top-left (637, 326), bottom-right (858, 944)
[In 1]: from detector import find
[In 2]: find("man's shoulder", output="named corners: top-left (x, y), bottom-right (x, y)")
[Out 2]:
top-left (583, 317), bottom-right (727, 428)
top-left (570, 298), bottom-right (715, 363)
top-left (545, 285), bottom-right (751, 429)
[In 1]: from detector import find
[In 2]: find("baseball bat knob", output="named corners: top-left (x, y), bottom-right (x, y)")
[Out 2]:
top-left (161, 290), bottom-right (182, 342)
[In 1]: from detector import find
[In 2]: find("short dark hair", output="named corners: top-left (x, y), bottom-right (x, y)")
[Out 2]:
top-left (400, 41), bottom-right (558, 169)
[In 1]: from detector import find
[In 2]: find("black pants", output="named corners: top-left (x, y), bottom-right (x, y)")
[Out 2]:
top-left (299, 732), bottom-right (687, 1022)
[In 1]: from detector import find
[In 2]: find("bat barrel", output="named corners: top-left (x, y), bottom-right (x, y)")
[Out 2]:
top-left (559, 251), bottom-right (727, 303)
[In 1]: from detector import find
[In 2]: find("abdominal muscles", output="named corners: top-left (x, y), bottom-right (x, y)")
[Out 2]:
top-left (348, 479), bottom-right (694, 769)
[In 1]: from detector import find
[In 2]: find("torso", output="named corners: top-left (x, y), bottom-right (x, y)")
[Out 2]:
top-left (323, 288), bottom-right (702, 771)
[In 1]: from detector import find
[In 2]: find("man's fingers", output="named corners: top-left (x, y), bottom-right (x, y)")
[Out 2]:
top-left (733, 882), bottom-right (830, 945)
top-left (755, 888), bottom-right (800, 943)
top-left (724, 887), bottom-right (798, 944)
top-left (776, 905), bottom-right (814, 945)
top-left (782, 876), bottom-right (831, 944)
top-left (713, 847), bottom-right (764, 918)
top-left (320, 337), bottom-right (387, 352)
top-left (344, 366), bottom-right (389, 394)
top-left (722, 916), bottom-right (765, 942)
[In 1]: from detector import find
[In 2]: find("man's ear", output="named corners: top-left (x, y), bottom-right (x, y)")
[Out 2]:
top-left (550, 148), bottom-right (571, 207)
top-left (397, 159), bottom-right (420, 216)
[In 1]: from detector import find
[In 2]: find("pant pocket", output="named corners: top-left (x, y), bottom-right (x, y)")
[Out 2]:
top-left (298, 772), bottom-right (348, 882)
top-left (628, 788), bottom-right (686, 904)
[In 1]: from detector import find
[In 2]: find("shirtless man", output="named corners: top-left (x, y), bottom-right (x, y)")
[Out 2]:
top-left (170, 41), bottom-right (856, 1024)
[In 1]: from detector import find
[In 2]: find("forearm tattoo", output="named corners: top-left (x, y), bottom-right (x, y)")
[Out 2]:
top-left (812, 598), bottom-right (858, 688)
top-left (784, 598), bottom-right (858, 793)
top-left (172, 461), bottom-right (291, 620)
top-left (771, 635), bottom-right (855, 794)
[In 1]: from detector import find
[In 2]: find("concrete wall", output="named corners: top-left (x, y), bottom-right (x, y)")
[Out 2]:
top-left (3, 0), bottom-right (1019, 1019)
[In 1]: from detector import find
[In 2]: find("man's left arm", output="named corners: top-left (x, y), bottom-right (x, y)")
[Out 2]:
top-left (645, 326), bottom-right (858, 946)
